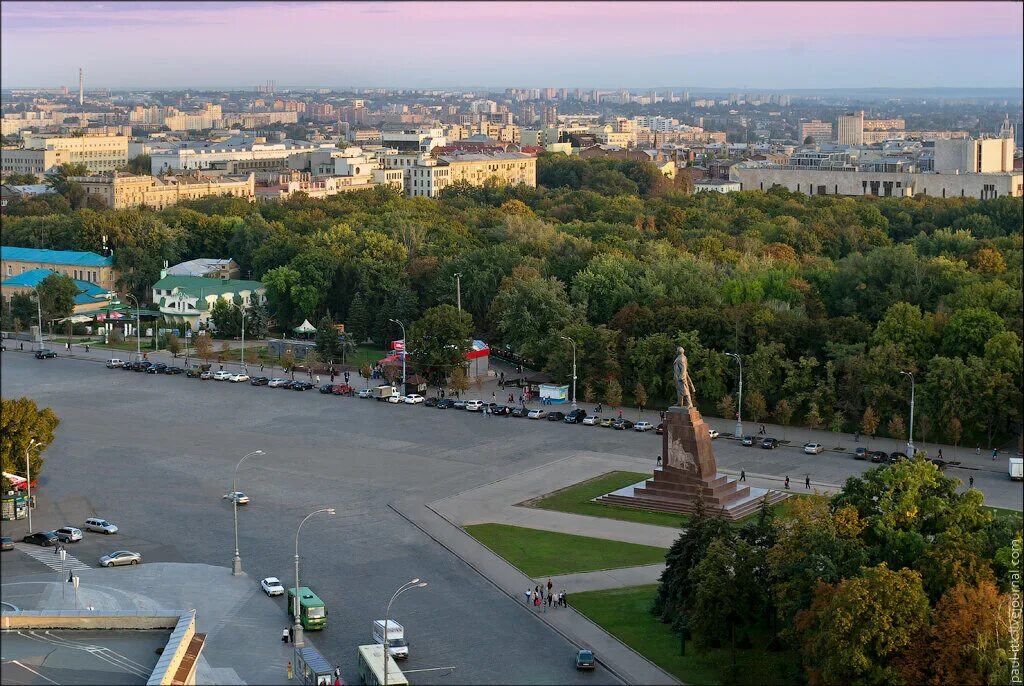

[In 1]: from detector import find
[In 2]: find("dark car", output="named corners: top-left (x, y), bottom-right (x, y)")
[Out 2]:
top-left (164, 366), bottom-right (185, 375)
top-left (319, 384), bottom-right (336, 394)
top-left (547, 411), bottom-right (566, 422)
top-left (854, 447), bottom-right (869, 460)
top-left (250, 376), bottom-right (270, 386)
top-left (292, 381), bottom-right (314, 391)
top-left (612, 418), bottom-right (635, 430)
top-left (870, 450), bottom-right (889, 463)
top-left (35, 349), bottom-right (57, 359)
top-left (575, 649), bottom-right (596, 670)
top-left (741, 435), bottom-right (756, 446)
top-left (424, 397), bottom-right (438, 407)
top-left (131, 361), bottom-right (152, 372)
top-left (22, 531), bottom-right (59, 547)
top-left (435, 398), bottom-right (455, 409)
top-left (928, 458), bottom-right (948, 471)
top-left (120, 361), bottom-right (135, 370)
top-left (492, 405), bottom-right (512, 416)
top-left (888, 452), bottom-right (909, 464)
top-left (564, 409), bottom-right (587, 424)
top-left (146, 363), bottom-right (168, 374)
top-left (656, 422), bottom-right (664, 435)
top-left (761, 437), bottom-right (779, 449)
top-left (510, 406), bottom-right (528, 417)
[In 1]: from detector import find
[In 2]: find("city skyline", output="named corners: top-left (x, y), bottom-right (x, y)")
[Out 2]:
top-left (2, 1), bottom-right (1022, 90)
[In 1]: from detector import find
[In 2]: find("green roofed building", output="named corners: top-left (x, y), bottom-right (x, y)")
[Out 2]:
top-left (151, 266), bottom-right (265, 329)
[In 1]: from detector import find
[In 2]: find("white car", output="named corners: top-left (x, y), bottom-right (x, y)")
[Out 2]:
top-left (386, 393), bottom-right (402, 403)
top-left (708, 429), bottom-right (720, 439)
top-left (105, 358), bottom-right (124, 368)
top-left (403, 394), bottom-right (424, 404)
top-left (213, 370), bottom-right (232, 381)
top-left (527, 409), bottom-right (547, 419)
top-left (261, 577), bottom-right (285, 596)
top-left (635, 421), bottom-right (654, 432)
top-left (229, 373), bottom-right (250, 383)
top-left (803, 442), bottom-right (825, 455)
top-left (357, 388), bottom-right (374, 398)
top-left (268, 378), bottom-right (290, 387)
top-left (223, 491), bottom-right (250, 505)
top-left (582, 415), bottom-right (600, 425)
top-left (465, 400), bottom-right (483, 412)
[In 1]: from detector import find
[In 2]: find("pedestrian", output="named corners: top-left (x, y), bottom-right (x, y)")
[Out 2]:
top-left (784, 476), bottom-right (790, 490)
top-left (547, 592), bottom-right (553, 607)
top-left (547, 578), bottom-right (553, 598)
top-left (976, 444), bottom-right (981, 455)
top-left (854, 431), bottom-right (859, 443)
top-left (526, 588), bottom-right (533, 604)
top-left (492, 391), bottom-right (496, 402)
top-left (20, 342), bottom-right (24, 350)
top-left (739, 469), bottom-right (746, 481)
top-left (969, 476), bottom-right (974, 488)
top-left (561, 590), bottom-right (567, 608)
top-left (85, 344), bottom-right (89, 352)
top-left (657, 454), bottom-right (662, 467)
top-left (992, 448), bottom-right (998, 460)
top-left (219, 363), bottom-right (223, 370)
top-left (289, 625), bottom-right (294, 643)
top-left (805, 475), bottom-right (811, 489)
top-left (287, 661), bottom-right (293, 680)
top-left (618, 408), bottom-right (623, 419)
top-left (316, 375), bottom-right (321, 385)
top-left (334, 676), bottom-right (341, 686)
top-left (330, 371), bottom-right (335, 383)
top-left (66, 341), bottom-right (70, 350)
top-left (335, 666), bottom-right (341, 682)
top-left (937, 449), bottom-right (943, 460)
top-left (535, 595), bottom-right (541, 609)
top-left (260, 363), bottom-right (264, 372)
top-left (660, 410), bottom-right (665, 421)
top-left (282, 627), bottom-right (289, 643)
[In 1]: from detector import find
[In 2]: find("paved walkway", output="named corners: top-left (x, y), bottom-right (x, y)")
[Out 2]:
top-left (541, 565), bottom-right (666, 594)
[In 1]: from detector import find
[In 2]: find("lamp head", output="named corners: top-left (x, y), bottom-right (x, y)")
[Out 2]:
top-left (325, 508), bottom-right (336, 515)
top-left (409, 578), bottom-right (420, 584)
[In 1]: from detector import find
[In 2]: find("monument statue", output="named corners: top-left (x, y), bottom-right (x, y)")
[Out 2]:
top-left (673, 346), bottom-right (697, 408)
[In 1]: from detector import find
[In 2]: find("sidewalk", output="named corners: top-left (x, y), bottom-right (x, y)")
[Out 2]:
top-left (541, 564), bottom-right (665, 594)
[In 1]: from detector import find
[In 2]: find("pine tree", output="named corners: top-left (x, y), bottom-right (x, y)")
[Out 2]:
top-left (347, 293), bottom-right (370, 343)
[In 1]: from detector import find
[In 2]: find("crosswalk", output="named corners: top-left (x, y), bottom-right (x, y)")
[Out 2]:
top-left (14, 543), bottom-right (92, 572)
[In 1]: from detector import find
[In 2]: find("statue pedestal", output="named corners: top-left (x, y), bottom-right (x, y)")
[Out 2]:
top-left (598, 406), bottom-right (788, 521)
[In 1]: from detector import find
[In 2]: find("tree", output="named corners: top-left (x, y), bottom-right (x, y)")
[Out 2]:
top-left (10, 292), bottom-right (37, 330)
top-left (36, 272), bottom-right (78, 325)
top-left (604, 377), bottom-right (623, 408)
top-left (861, 407), bottom-right (880, 444)
top-left (796, 564), bottom-right (931, 686)
top-left (166, 334), bottom-right (181, 358)
top-left (774, 399), bottom-right (793, 440)
top-left (1, 397), bottom-right (59, 482)
top-left (634, 382), bottom-right (648, 417)
top-left (193, 332), bottom-right (212, 363)
top-left (887, 415), bottom-right (906, 441)
top-left (745, 391), bottom-right (767, 423)
top-left (582, 381), bottom-right (596, 404)
top-left (407, 305), bottom-right (473, 386)
top-left (691, 537), bottom-right (765, 658)
top-left (281, 347), bottom-right (296, 374)
top-left (218, 339), bottom-right (232, 361)
top-left (940, 307), bottom-right (1004, 360)
top-left (244, 303), bottom-right (269, 340)
top-left (126, 154), bottom-right (152, 175)
top-left (359, 362), bottom-right (372, 388)
top-left (315, 313), bottom-right (339, 364)
top-left (804, 403), bottom-right (823, 431)
top-left (2, 172), bottom-right (40, 185)
top-left (717, 394), bottom-right (736, 423)
top-left (949, 417), bottom-right (962, 459)
top-left (346, 292), bottom-right (371, 343)
top-left (210, 297), bottom-right (242, 338)
top-left (449, 365), bottom-right (470, 395)
top-left (45, 162), bottom-right (88, 207)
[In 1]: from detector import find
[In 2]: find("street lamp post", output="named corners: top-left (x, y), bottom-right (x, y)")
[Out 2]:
top-left (383, 579), bottom-right (427, 686)
top-left (389, 319), bottom-right (406, 389)
top-left (901, 371), bottom-right (916, 457)
top-left (125, 294), bottom-right (142, 361)
top-left (28, 285), bottom-right (43, 350)
top-left (560, 336), bottom-right (577, 409)
top-left (231, 449), bottom-right (264, 576)
top-left (726, 353), bottom-right (743, 438)
top-left (293, 508), bottom-right (335, 648)
top-left (176, 293), bottom-right (189, 363)
top-left (25, 439), bottom-right (44, 534)
top-left (454, 273), bottom-right (462, 312)
top-left (240, 308), bottom-right (247, 372)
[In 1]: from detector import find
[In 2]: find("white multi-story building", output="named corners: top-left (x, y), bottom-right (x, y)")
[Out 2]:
top-left (150, 138), bottom-right (327, 174)
top-left (837, 111), bottom-right (865, 146)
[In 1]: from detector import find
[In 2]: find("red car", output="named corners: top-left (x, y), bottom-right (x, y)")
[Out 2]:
top-left (331, 383), bottom-right (355, 396)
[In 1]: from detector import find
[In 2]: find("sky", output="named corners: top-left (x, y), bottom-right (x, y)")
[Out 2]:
top-left (1, 1), bottom-right (1021, 90)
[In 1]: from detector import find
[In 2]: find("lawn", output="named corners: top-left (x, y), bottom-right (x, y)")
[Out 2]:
top-left (570, 585), bottom-right (797, 686)
top-left (463, 523), bottom-right (668, 577)
top-left (986, 505), bottom-right (1024, 520)
top-left (523, 471), bottom-right (805, 529)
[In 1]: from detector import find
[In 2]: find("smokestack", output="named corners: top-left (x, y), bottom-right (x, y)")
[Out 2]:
top-left (78, 67), bottom-right (83, 106)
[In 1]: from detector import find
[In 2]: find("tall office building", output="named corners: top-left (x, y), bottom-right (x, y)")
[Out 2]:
top-left (799, 120), bottom-right (833, 145)
top-left (837, 110), bottom-right (865, 146)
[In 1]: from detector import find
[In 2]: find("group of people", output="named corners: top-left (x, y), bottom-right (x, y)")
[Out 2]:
top-left (526, 579), bottom-right (567, 610)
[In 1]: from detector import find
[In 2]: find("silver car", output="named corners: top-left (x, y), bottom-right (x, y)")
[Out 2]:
top-left (54, 526), bottom-right (83, 542)
top-left (100, 550), bottom-right (141, 567)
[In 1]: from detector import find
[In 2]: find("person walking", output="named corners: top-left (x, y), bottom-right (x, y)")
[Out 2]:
top-left (330, 370), bottom-right (335, 383)
top-left (784, 476), bottom-right (790, 490)
top-left (992, 448), bottom-right (999, 460)
top-left (316, 375), bottom-right (321, 385)
top-left (976, 444), bottom-right (981, 455)
top-left (805, 475), bottom-right (811, 490)
top-left (937, 449), bottom-right (943, 460)
top-left (260, 363), bottom-right (265, 373)
top-left (526, 588), bottom-right (533, 604)
top-left (618, 408), bottom-right (623, 419)
top-left (657, 454), bottom-right (662, 467)
top-left (854, 431), bottom-right (860, 443)
top-left (739, 469), bottom-right (746, 481)
top-left (561, 590), bottom-right (567, 608)
top-left (969, 475), bottom-right (975, 488)
top-left (547, 578), bottom-right (553, 599)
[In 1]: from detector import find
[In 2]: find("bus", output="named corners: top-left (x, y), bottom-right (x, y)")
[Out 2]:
top-left (357, 644), bottom-right (408, 686)
top-left (287, 587), bottom-right (328, 630)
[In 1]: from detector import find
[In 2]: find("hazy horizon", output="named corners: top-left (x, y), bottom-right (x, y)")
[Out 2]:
top-left (2, 1), bottom-right (1022, 91)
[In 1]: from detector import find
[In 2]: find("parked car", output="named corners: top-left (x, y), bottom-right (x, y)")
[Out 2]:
top-left (435, 398), bottom-right (455, 409)
top-left (708, 429), bottom-right (720, 440)
top-left (424, 397), bottom-right (439, 407)
top-left (546, 411), bottom-right (566, 422)
top-left (575, 649), bottom-right (596, 671)
top-left (565, 409), bottom-right (589, 423)
top-left (870, 450), bottom-right (889, 463)
top-left (131, 361), bottom-right (151, 372)
top-left (22, 531), bottom-right (59, 547)
top-left (889, 452), bottom-right (909, 463)
top-left (292, 381), bottom-right (315, 391)
top-left (213, 370), bottom-right (232, 381)
top-left (319, 384), bottom-right (336, 394)
top-left (386, 393), bottom-right (403, 403)
top-left (452, 399), bottom-right (468, 410)
top-left (635, 421), bottom-right (654, 432)
top-left (465, 400), bottom-right (484, 412)
top-left (186, 365), bottom-right (208, 378)
top-left (100, 550), bottom-right (141, 567)
top-left (582, 415), bottom-right (601, 426)
top-left (164, 366), bottom-right (185, 375)
top-left (223, 491), bottom-right (250, 505)
top-left (854, 447), bottom-right (869, 460)
top-left (331, 384), bottom-right (355, 396)
top-left (199, 370), bottom-right (214, 380)
top-left (761, 437), bottom-right (779, 449)
top-left (35, 349), bottom-right (56, 359)
top-left (527, 409), bottom-right (547, 420)
top-left (600, 417), bottom-right (615, 428)
top-left (120, 361), bottom-right (135, 370)
top-left (106, 358), bottom-right (125, 368)
top-left (493, 405), bottom-right (513, 416)
top-left (803, 443), bottom-right (825, 455)
top-left (54, 526), bottom-right (83, 543)
top-left (612, 418), bottom-right (635, 430)
top-left (510, 406), bottom-right (528, 417)
top-left (741, 435), bottom-right (756, 446)
top-left (1, 536), bottom-right (13, 551)
top-left (250, 376), bottom-right (270, 386)
top-left (229, 373), bottom-right (249, 383)
top-left (404, 394), bottom-right (425, 404)
top-left (261, 577), bottom-right (285, 596)
top-left (357, 388), bottom-right (374, 398)
top-left (655, 422), bottom-right (664, 435)
top-left (928, 458), bottom-right (948, 471)
top-left (146, 363), bottom-right (168, 374)
top-left (268, 377), bottom-right (290, 388)
top-left (84, 517), bottom-right (118, 534)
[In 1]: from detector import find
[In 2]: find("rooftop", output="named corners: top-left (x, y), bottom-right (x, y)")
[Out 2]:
top-left (1, 246), bottom-right (113, 268)
top-left (1, 629), bottom-right (169, 685)
top-left (1, 268), bottom-right (109, 305)
top-left (166, 258), bottom-right (235, 277)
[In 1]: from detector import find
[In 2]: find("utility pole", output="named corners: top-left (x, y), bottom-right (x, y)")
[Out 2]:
top-left (901, 371), bottom-right (916, 456)
top-left (726, 353), bottom-right (743, 438)
top-left (454, 273), bottom-right (462, 311)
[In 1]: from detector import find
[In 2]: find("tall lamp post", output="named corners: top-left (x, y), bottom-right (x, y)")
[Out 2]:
top-left (383, 578), bottom-right (428, 686)
top-left (231, 449), bottom-right (263, 576)
top-left (725, 353), bottom-right (743, 438)
top-left (453, 272), bottom-right (462, 312)
top-left (125, 293), bottom-right (142, 361)
top-left (240, 308), bottom-right (247, 372)
top-left (25, 439), bottom-right (44, 534)
top-left (560, 335), bottom-right (577, 409)
top-left (900, 371), bottom-right (916, 457)
top-left (27, 285), bottom-right (44, 350)
top-left (388, 318), bottom-right (406, 389)
top-left (293, 507), bottom-right (335, 648)
top-left (176, 293), bottom-right (190, 363)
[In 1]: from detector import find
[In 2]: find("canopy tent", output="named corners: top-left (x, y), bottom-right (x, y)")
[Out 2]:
top-left (293, 319), bottom-right (317, 333)
top-left (58, 314), bottom-right (95, 324)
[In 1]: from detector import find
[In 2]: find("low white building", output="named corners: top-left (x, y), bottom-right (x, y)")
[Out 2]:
top-left (694, 180), bottom-right (742, 193)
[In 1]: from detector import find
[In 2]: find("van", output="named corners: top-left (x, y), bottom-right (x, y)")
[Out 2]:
top-left (372, 619), bottom-right (409, 659)
top-left (106, 358), bottom-right (125, 368)
top-left (84, 517), bottom-right (118, 534)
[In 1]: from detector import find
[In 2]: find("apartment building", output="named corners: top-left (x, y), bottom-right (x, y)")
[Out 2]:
top-left (837, 111), bottom-right (865, 146)
top-left (798, 120), bottom-right (833, 145)
top-left (150, 138), bottom-right (325, 174)
top-left (1, 133), bottom-right (128, 177)
top-left (75, 172), bottom-right (255, 210)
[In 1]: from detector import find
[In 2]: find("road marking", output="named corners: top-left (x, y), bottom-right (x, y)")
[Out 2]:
top-left (5, 659), bottom-right (62, 685)
top-left (14, 543), bottom-right (92, 572)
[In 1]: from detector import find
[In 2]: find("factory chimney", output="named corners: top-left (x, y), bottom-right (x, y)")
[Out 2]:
top-left (78, 67), bottom-right (83, 106)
